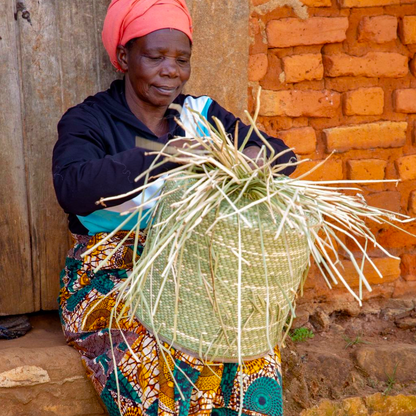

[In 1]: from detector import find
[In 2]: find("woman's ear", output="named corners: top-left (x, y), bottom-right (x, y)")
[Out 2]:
top-left (116, 44), bottom-right (129, 72)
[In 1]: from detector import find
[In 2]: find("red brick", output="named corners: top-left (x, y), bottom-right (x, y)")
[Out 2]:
top-left (366, 191), bottom-right (401, 213)
top-left (266, 17), bottom-right (349, 48)
top-left (401, 253), bottom-right (416, 280)
top-left (358, 15), bottom-right (397, 44)
top-left (258, 116), bottom-right (293, 135)
top-left (277, 127), bottom-right (317, 154)
top-left (301, 0), bottom-right (332, 6)
top-left (260, 89), bottom-right (341, 117)
top-left (325, 77), bottom-right (379, 93)
top-left (282, 54), bottom-right (324, 83)
top-left (250, 33), bottom-right (268, 55)
top-left (392, 279), bottom-right (416, 299)
top-left (340, 0), bottom-right (400, 6)
top-left (347, 159), bottom-right (387, 180)
top-left (290, 159), bottom-right (343, 181)
top-left (411, 56), bottom-right (416, 77)
top-left (304, 257), bottom-right (401, 289)
top-left (375, 221), bottom-right (416, 250)
top-left (343, 87), bottom-right (384, 116)
top-left (409, 190), bottom-right (416, 214)
top-left (249, 18), bottom-right (267, 55)
top-left (340, 257), bottom-right (401, 288)
top-left (248, 53), bottom-right (268, 82)
top-left (249, 17), bottom-right (261, 37)
top-left (399, 16), bottom-right (416, 45)
top-left (323, 52), bottom-right (408, 78)
top-left (324, 121), bottom-right (407, 153)
top-left (393, 89), bottom-right (416, 113)
top-left (396, 155), bottom-right (416, 181)
top-left (259, 54), bottom-right (283, 91)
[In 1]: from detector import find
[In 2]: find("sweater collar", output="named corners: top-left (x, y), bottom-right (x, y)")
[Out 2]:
top-left (92, 78), bottom-right (184, 139)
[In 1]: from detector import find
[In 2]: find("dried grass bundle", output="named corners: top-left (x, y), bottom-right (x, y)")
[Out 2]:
top-left (82, 90), bottom-right (414, 406)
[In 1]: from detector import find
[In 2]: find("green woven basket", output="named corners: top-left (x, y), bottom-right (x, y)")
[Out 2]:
top-left (136, 178), bottom-right (312, 362)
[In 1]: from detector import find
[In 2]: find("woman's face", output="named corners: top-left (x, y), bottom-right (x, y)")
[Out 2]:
top-left (117, 29), bottom-right (191, 109)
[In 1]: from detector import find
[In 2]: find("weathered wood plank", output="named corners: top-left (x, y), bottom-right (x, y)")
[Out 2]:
top-left (16, 0), bottom-right (71, 310)
top-left (94, 0), bottom-right (121, 91)
top-left (18, 0), bottom-right (118, 310)
top-left (57, 1), bottom-right (102, 110)
top-left (185, 0), bottom-right (250, 118)
top-left (0, 0), bottom-right (35, 314)
top-left (8, 0), bottom-right (250, 313)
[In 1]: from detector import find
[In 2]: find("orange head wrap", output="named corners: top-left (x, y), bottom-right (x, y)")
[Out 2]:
top-left (102, 0), bottom-right (193, 72)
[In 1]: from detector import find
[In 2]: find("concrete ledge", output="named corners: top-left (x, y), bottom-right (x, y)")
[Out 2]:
top-left (0, 313), bottom-right (106, 416)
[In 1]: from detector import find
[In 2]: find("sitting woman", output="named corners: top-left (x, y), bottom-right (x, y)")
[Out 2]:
top-left (53, 0), bottom-right (296, 415)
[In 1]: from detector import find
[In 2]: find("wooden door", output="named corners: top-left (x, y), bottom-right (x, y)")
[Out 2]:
top-left (0, 0), bottom-right (249, 315)
top-left (0, 0), bottom-right (116, 314)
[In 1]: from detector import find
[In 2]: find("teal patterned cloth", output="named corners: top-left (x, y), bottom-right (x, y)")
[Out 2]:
top-left (58, 232), bottom-right (284, 416)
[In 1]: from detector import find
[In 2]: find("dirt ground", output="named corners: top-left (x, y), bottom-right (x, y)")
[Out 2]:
top-left (281, 297), bottom-right (416, 415)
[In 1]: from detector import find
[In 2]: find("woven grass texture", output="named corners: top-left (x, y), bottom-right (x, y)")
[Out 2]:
top-left (138, 178), bottom-right (311, 361)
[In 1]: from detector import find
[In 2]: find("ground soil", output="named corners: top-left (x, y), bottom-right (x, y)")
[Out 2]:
top-left (281, 298), bottom-right (416, 415)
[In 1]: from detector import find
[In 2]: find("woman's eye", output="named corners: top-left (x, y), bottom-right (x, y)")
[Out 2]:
top-left (146, 56), bottom-right (163, 61)
top-left (177, 58), bottom-right (190, 65)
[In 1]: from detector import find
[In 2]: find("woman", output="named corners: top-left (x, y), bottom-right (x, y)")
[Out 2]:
top-left (53, 1), bottom-right (296, 415)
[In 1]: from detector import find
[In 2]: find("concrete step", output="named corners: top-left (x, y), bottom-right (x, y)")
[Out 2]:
top-left (0, 312), bottom-right (107, 416)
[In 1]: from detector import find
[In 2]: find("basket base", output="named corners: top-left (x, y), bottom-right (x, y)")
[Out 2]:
top-left (139, 319), bottom-right (275, 363)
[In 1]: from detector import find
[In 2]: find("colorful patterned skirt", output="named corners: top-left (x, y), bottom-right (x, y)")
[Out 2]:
top-left (58, 232), bottom-right (284, 416)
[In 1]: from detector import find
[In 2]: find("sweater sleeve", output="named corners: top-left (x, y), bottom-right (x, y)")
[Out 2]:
top-left (206, 100), bottom-right (297, 176)
top-left (52, 106), bottom-right (176, 216)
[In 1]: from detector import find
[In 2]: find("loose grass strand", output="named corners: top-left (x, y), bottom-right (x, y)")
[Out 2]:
top-left (85, 91), bottom-right (416, 415)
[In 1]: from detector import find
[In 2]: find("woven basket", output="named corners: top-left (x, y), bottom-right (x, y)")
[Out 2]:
top-left (136, 178), bottom-right (312, 362)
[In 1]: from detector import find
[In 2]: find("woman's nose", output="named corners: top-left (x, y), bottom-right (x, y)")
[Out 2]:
top-left (160, 58), bottom-right (179, 77)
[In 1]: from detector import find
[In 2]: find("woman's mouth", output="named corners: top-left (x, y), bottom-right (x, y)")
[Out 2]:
top-left (153, 85), bottom-right (177, 95)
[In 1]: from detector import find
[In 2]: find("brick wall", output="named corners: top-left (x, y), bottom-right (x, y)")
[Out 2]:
top-left (248, 0), bottom-right (416, 310)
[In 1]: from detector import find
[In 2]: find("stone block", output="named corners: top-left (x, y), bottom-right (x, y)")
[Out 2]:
top-left (364, 394), bottom-right (416, 414)
top-left (248, 53), bottom-right (268, 82)
top-left (323, 52), bottom-right (408, 78)
top-left (291, 159), bottom-right (343, 181)
top-left (393, 89), bottom-right (416, 113)
top-left (260, 89), bottom-right (340, 117)
top-left (282, 54), bottom-right (324, 83)
top-left (266, 17), bottom-right (348, 48)
top-left (395, 154), bottom-right (416, 181)
top-left (301, 394), bottom-right (416, 416)
top-left (358, 15), bottom-right (398, 44)
top-left (355, 344), bottom-right (416, 382)
top-left (343, 87), bottom-right (384, 116)
top-left (399, 16), bottom-right (416, 45)
top-left (323, 121), bottom-right (407, 153)
top-left (347, 159), bottom-right (387, 180)
top-left (278, 127), bottom-right (317, 154)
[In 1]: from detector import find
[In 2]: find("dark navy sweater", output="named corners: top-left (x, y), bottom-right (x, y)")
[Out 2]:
top-left (53, 79), bottom-right (296, 235)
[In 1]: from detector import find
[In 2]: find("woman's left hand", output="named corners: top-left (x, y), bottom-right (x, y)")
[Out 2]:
top-left (242, 146), bottom-right (265, 169)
